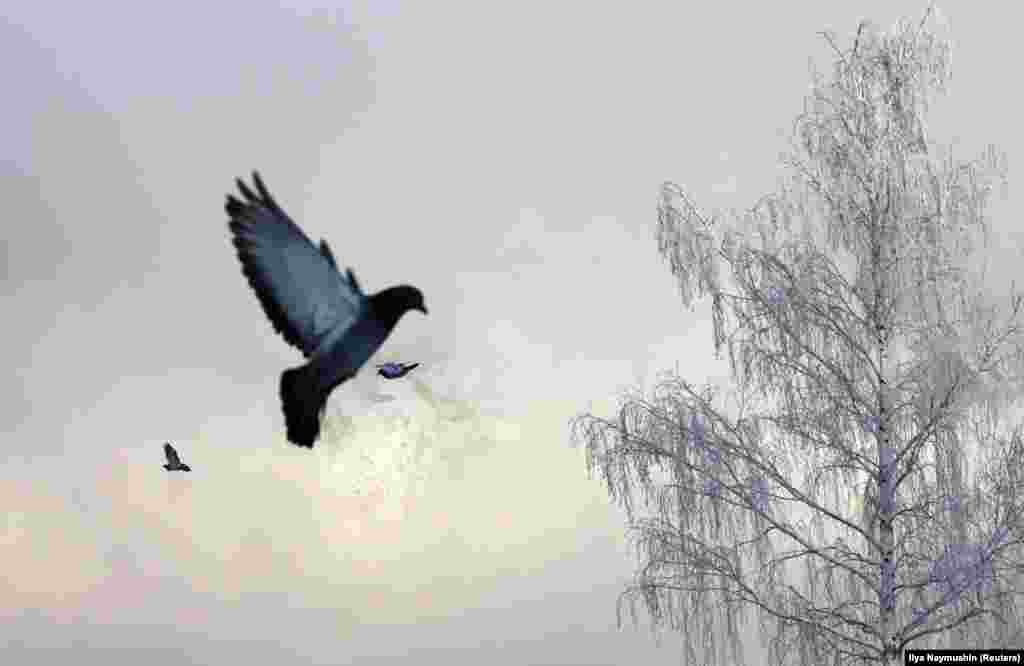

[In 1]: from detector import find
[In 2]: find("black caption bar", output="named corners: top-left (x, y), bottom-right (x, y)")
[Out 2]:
top-left (906, 650), bottom-right (1024, 664)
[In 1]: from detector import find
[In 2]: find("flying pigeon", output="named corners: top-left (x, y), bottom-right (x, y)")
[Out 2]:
top-left (226, 172), bottom-right (428, 448)
top-left (162, 443), bottom-right (191, 472)
top-left (376, 362), bottom-right (420, 380)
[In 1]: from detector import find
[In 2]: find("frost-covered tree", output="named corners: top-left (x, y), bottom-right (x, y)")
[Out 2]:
top-left (571, 7), bottom-right (1024, 664)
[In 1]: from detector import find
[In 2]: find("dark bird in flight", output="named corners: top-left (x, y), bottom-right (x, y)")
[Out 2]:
top-left (376, 362), bottom-right (420, 380)
top-left (163, 443), bottom-right (191, 472)
top-left (226, 172), bottom-right (428, 448)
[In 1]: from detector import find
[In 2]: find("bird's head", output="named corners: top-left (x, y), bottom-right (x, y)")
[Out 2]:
top-left (368, 285), bottom-right (428, 335)
top-left (406, 286), bottom-right (428, 315)
top-left (380, 285), bottom-right (428, 316)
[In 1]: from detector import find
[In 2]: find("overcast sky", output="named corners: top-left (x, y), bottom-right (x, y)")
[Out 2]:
top-left (3, 1), bottom-right (1021, 664)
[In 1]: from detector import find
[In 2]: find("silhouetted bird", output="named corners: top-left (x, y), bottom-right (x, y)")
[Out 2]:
top-left (226, 172), bottom-right (428, 448)
top-left (376, 362), bottom-right (420, 380)
top-left (163, 443), bottom-right (191, 472)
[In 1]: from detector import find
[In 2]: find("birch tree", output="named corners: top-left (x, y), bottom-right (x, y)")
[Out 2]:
top-left (571, 7), bottom-right (1024, 664)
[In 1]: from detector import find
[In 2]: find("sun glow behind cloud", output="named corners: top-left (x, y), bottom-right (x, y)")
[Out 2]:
top-left (6, 363), bottom-right (617, 632)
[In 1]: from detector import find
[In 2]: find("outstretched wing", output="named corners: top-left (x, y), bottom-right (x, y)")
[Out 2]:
top-left (164, 443), bottom-right (182, 466)
top-left (227, 172), bottom-right (366, 357)
top-left (400, 363), bottom-right (420, 373)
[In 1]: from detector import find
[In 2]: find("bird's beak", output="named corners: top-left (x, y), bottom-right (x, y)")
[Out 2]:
top-left (417, 305), bottom-right (428, 315)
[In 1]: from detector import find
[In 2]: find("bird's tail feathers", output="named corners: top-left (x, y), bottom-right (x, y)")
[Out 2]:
top-left (280, 365), bottom-right (328, 448)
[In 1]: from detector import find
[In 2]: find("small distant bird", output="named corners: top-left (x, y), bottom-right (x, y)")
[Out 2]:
top-left (226, 172), bottom-right (428, 448)
top-left (162, 443), bottom-right (191, 472)
top-left (376, 362), bottom-right (420, 380)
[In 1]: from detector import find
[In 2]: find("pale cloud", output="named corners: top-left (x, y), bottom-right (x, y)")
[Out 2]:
top-left (4, 372), bottom-right (615, 631)
top-left (1, 481), bottom-right (107, 622)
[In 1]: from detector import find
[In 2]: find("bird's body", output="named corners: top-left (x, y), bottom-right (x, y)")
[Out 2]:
top-left (226, 172), bottom-right (427, 448)
top-left (162, 443), bottom-right (191, 472)
top-left (376, 361), bottom-right (420, 380)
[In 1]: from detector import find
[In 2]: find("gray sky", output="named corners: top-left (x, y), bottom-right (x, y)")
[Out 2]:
top-left (3, 1), bottom-right (1021, 664)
